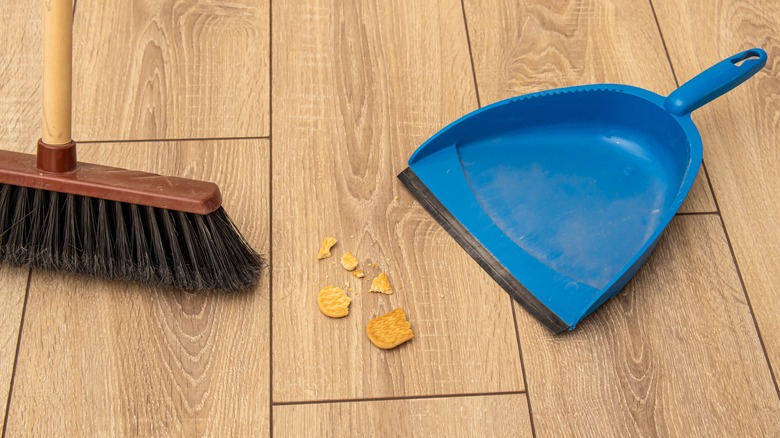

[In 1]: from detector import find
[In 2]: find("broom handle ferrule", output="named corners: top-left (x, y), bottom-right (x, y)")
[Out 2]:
top-left (41, 0), bottom-right (72, 146)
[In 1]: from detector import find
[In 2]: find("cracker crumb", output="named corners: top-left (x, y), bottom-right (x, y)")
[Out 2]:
top-left (318, 286), bottom-right (351, 318)
top-left (352, 269), bottom-right (365, 279)
top-left (369, 272), bottom-right (393, 295)
top-left (366, 308), bottom-right (414, 349)
top-left (317, 237), bottom-right (338, 260)
top-left (340, 252), bottom-right (359, 271)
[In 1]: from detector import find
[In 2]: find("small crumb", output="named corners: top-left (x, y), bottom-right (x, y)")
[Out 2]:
top-left (369, 272), bottom-right (393, 295)
top-left (394, 196), bottom-right (399, 201)
top-left (340, 252), bottom-right (359, 271)
top-left (352, 269), bottom-right (365, 279)
top-left (317, 237), bottom-right (338, 260)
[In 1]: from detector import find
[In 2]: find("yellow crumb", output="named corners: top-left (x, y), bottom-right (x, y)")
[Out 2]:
top-left (340, 252), bottom-right (359, 271)
top-left (352, 269), bottom-right (365, 279)
top-left (317, 237), bottom-right (338, 260)
top-left (369, 272), bottom-right (393, 295)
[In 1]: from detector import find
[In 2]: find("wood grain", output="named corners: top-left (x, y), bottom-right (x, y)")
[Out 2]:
top-left (4, 140), bottom-right (270, 436)
top-left (71, 0), bottom-right (270, 141)
top-left (0, 267), bottom-right (28, 430)
top-left (652, 0), bottom-right (780, 393)
top-left (518, 215), bottom-right (780, 436)
top-left (462, 0), bottom-right (716, 214)
top-left (274, 394), bottom-right (534, 437)
top-left (0, 0), bottom-right (43, 150)
top-left (272, 0), bottom-right (524, 402)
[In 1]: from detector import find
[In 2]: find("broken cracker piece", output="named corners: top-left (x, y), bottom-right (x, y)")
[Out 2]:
top-left (317, 285), bottom-right (351, 318)
top-left (317, 237), bottom-right (338, 260)
top-left (369, 272), bottom-right (393, 294)
top-left (340, 252), bottom-right (359, 271)
top-left (366, 308), bottom-right (414, 349)
top-left (352, 269), bottom-right (365, 279)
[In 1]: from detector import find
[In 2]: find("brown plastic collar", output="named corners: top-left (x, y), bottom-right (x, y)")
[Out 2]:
top-left (0, 144), bottom-right (223, 215)
top-left (37, 139), bottom-right (77, 173)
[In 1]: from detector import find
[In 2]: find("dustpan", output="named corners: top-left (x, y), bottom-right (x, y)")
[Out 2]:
top-left (399, 48), bottom-right (767, 333)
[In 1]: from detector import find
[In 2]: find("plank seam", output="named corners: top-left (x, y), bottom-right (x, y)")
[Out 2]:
top-left (512, 304), bottom-right (538, 438)
top-left (268, 0), bottom-right (275, 436)
top-left (711, 194), bottom-right (780, 400)
top-left (459, 0), bottom-right (482, 108)
top-left (272, 390), bottom-right (527, 407)
top-left (77, 136), bottom-right (271, 144)
top-left (675, 211), bottom-right (719, 216)
top-left (1, 269), bottom-right (32, 438)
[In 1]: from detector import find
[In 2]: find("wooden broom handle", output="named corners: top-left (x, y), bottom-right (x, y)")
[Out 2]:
top-left (41, 0), bottom-right (72, 145)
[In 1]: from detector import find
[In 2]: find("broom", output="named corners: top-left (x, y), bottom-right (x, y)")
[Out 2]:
top-left (0, 0), bottom-right (263, 291)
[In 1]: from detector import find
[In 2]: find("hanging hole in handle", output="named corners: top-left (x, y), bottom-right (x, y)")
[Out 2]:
top-left (732, 50), bottom-right (761, 67)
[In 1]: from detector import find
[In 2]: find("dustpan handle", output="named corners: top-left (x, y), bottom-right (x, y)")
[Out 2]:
top-left (41, 0), bottom-right (73, 146)
top-left (664, 48), bottom-right (766, 116)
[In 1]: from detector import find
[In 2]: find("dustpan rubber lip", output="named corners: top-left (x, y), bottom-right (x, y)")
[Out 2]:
top-left (398, 167), bottom-right (570, 333)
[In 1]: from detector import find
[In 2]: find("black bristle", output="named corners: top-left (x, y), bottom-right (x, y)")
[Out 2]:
top-left (0, 184), bottom-right (264, 292)
top-left (112, 201), bottom-right (131, 281)
top-left (145, 205), bottom-right (173, 286)
top-left (38, 190), bottom-right (62, 269)
top-left (79, 195), bottom-right (96, 275)
top-left (0, 185), bottom-right (13, 260)
top-left (95, 199), bottom-right (113, 278)
top-left (128, 203), bottom-right (154, 284)
top-left (176, 211), bottom-right (206, 290)
top-left (6, 187), bottom-right (30, 266)
top-left (62, 194), bottom-right (80, 272)
top-left (160, 208), bottom-right (190, 290)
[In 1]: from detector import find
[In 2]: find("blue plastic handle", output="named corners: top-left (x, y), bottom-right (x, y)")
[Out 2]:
top-left (664, 48), bottom-right (767, 116)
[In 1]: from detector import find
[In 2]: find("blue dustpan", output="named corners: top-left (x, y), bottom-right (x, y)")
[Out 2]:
top-left (399, 49), bottom-right (767, 332)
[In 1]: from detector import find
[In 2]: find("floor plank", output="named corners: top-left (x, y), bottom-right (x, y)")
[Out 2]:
top-left (462, 0), bottom-right (716, 214)
top-left (4, 140), bottom-right (270, 436)
top-left (272, 0), bottom-right (524, 402)
top-left (72, 0), bottom-right (270, 141)
top-left (518, 215), bottom-right (780, 436)
top-left (273, 394), bottom-right (533, 436)
top-left (0, 267), bottom-right (28, 430)
top-left (652, 0), bottom-right (780, 393)
top-left (0, 1), bottom-right (41, 430)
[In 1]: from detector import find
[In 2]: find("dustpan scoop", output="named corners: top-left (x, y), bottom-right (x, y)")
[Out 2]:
top-left (400, 48), bottom-right (767, 332)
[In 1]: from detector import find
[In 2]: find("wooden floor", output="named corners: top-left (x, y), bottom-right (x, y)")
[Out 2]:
top-left (1, 0), bottom-right (779, 435)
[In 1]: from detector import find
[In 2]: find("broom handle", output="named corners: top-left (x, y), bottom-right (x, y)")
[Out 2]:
top-left (41, 0), bottom-right (72, 145)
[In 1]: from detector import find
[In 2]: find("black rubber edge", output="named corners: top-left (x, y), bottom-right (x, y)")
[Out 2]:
top-left (398, 167), bottom-right (570, 334)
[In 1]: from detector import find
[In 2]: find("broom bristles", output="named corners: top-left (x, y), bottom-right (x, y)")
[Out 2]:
top-left (0, 183), bottom-right (264, 291)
